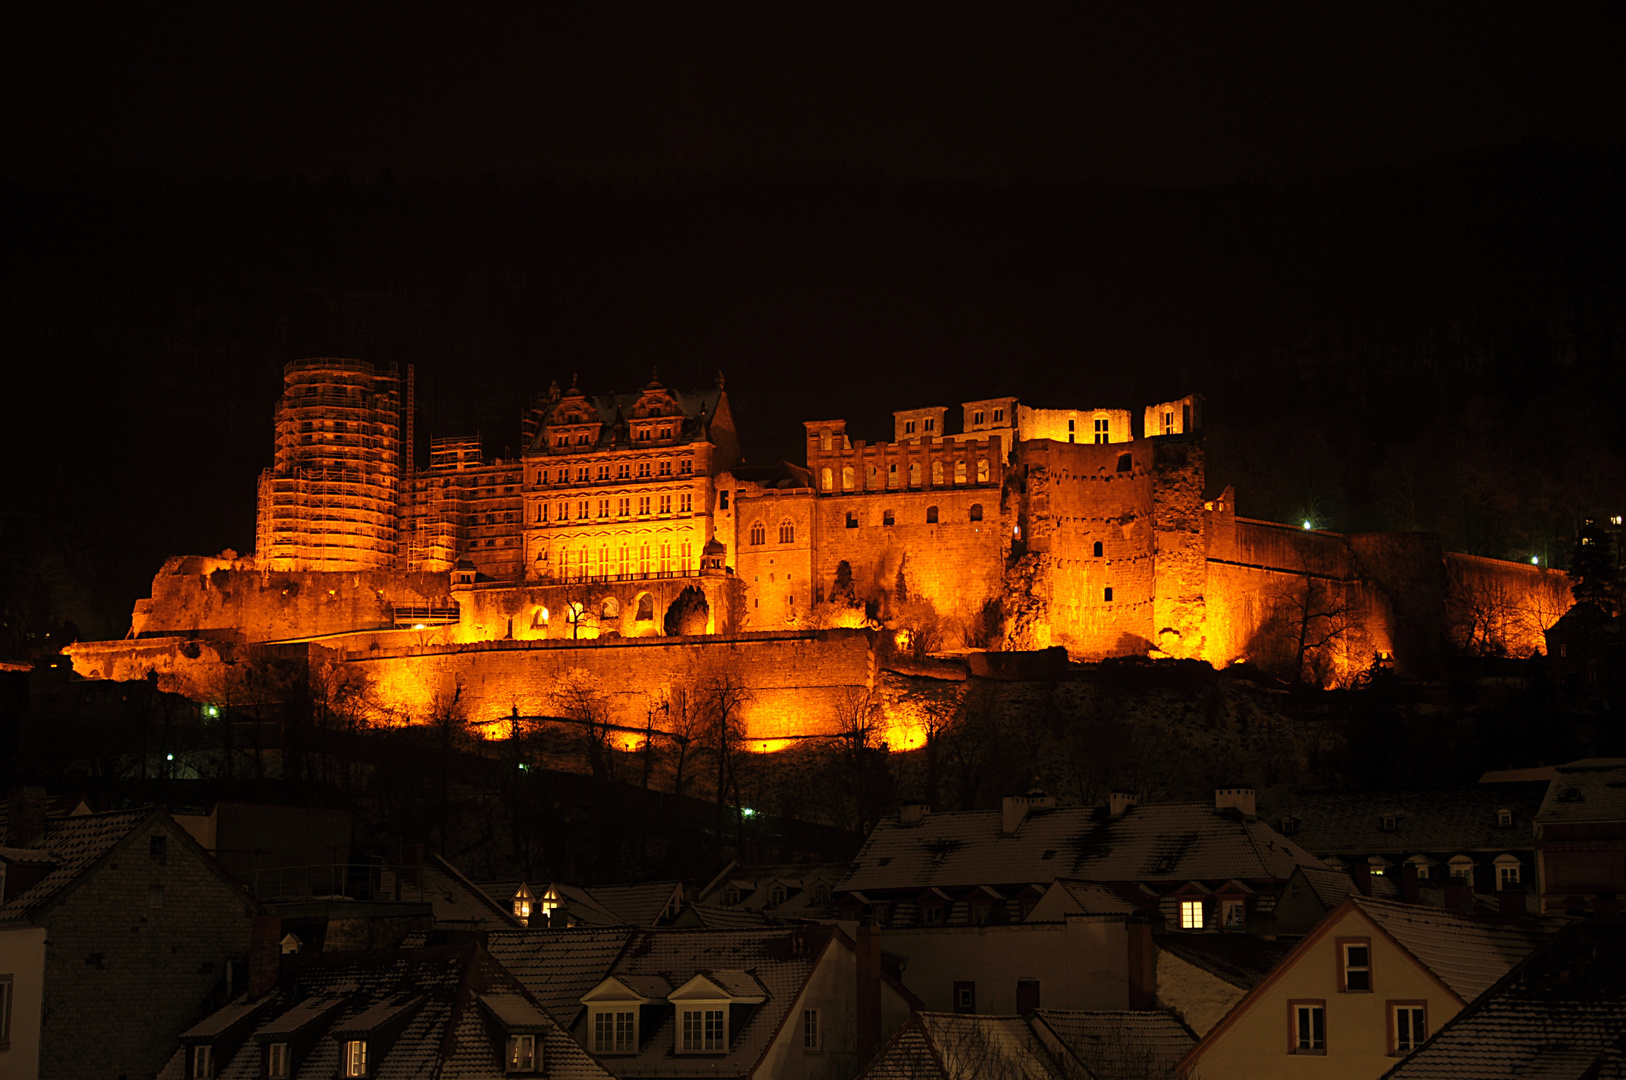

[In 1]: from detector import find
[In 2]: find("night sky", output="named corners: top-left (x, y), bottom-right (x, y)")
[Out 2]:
top-left (3, 5), bottom-right (1626, 640)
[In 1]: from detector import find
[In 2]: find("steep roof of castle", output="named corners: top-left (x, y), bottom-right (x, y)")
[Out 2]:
top-left (840, 803), bottom-right (1327, 893)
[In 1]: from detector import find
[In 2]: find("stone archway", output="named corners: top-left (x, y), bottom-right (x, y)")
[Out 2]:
top-left (664, 584), bottom-right (711, 636)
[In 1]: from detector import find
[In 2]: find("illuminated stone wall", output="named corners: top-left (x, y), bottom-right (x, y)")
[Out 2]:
top-left (349, 628), bottom-right (878, 744)
top-left (732, 485), bottom-right (816, 630)
top-left (448, 575), bottom-right (744, 641)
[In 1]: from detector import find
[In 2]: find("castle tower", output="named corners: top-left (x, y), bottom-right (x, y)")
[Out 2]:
top-left (254, 358), bottom-right (402, 571)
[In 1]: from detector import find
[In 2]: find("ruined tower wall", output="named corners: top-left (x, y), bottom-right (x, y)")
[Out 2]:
top-left (1016, 439), bottom-right (1157, 659)
top-left (1150, 436), bottom-right (1208, 659)
top-left (133, 558), bottom-right (451, 641)
top-left (347, 629), bottom-right (878, 743)
top-left (733, 487), bottom-right (817, 630)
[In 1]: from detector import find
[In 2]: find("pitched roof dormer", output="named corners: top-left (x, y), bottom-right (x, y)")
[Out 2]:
top-left (178, 997), bottom-right (275, 1080)
top-left (667, 972), bottom-right (768, 1055)
top-left (477, 993), bottom-right (550, 1076)
top-left (328, 996), bottom-right (425, 1079)
top-left (251, 995), bottom-right (345, 1079)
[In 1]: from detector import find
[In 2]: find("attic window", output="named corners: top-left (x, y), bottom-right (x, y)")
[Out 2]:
top-left (1380, 813), bottom-right (1397, 831)
top-left (723, 886), bottom-right (741, 906)
top-left (268, 1042), bottom-right (291, 1078)
top-left (191, 1045), bottom-right (213, 1078)
top-left (343, 1040), bottom-right (367, 1078)
top-left (768, 884), bottom-right (787, 907)
top-left (150, 835), bottom-right (167, 862)
top-left (506, 1034), bottom-right (538, 1074)
top-left (1497, 809), bottom-right (1513, 828)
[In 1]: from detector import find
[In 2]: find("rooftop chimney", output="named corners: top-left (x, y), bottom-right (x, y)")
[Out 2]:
top-left (856, 922), bottom-right (882, 1064)
top-left (5, 787), bottom-right (47, 849)
top-left (1214, 788), bottom-right (1257, 820)
top-left (1108, 792), bottom-right (1137, 820)
top-left (1401, 863), bottom-right (1420, 905)
top-left (899, 804), bottom-right (930, 827)
top-left (248, 915), bottom-right (283, 998)
top-left (1352, 862), bottom-right (1373, 898)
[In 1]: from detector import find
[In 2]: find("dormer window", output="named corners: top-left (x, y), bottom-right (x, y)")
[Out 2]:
top-left (1497, 808), bottom-right (1513, 827)
top-left (1381, 813), bottom-right (1397, 831)
top-left (682, 1008), bottom-right (725, 1052)
top-left (768, 884), bottom-right (787, 907)
top-left (507, 1034), bottom-right (538, 1074)
top-left (191, 1044), bottom-right (213, 1078)
top-left (723, 885), bottom-right (741, 906)
top-left (267, 1042), bottom-right (290, 1078)
top-left (343, 1041), bottom-right (367, 1078)
top-left (593, 1010), bottom-right (637, 1054)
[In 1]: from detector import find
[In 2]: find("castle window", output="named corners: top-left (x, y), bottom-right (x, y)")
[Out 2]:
top-left (618, 497), bottom-right (630, 516)
top-left (618, 547), bottom-right (629, 576)
top-left (659, 494), bottom-right (672, 514)
top-left (976, 458), bottom-right (989, 483)
top-left (973, 410), bottom-right (985, 425)
top-left (639, 546), bottom-right (651, 577)
top-left (538, 504), bottom-right (547, 522)
top-left (883, 509), bottom-right (895, 526)
top-left (926, 506), bottom-right (939, 524)
top-left (598, 499), bottom-right (610, 518)
top-left (1068, 419), bottom-right (1075, 432)
top-left (537, 472), bottom-right (546, 486)
top-left (578, 433), bottom-right (590, 445)
top-left (846, 512), bottom-right (859, 529)
top-left (680, 493), bottom-right (692, 513)
top-left (924, 417), bottom-right (935, 432)
top-left (1093, 541), bottom-right (1103, 557)
top-left (750, 522), bottom-right (767, 545)
top-left (821, 467), bottom-right (833, 492)
top-left (577, 500), bottom-right (589, 520)
top-left (888, 463), bottom-right (899, 488)
top-left (1095, 418), bottom-right (1109, 444)
top-left (1117, 453), bottom-right (1132, 472)
top-left (505, 512), bottom-right (516, 523)
top-left (1104, 587), bottom-right (1113, 602)
top-left (660, 426), bottom-right (672, 440)
top-left (993, 408), bottom-right (1003, 422)
top-left (598, 464), bottom-right (611, 480)
top-left (905, 420), bottom-right (917, 435)
top-left (660, 543), bottom-right (672, 575)
top-left (639, 496), bottom-right (652, 515)
top-left (681, 540), bottom-right (692, 571)
top-left (779, 521), bottom-right (795, 543)
top-left (557, 436), bottom-right (569, 448)
top-left (558, 500), bottom-right (568, 520)
top-left (659, 460), bottom-right (673, 477)
top-left (679, 458), bottom-right (693, 475)
top-left (638, 428), bottom-right (651, 442)
top-left (719, 490), bottom-right (730, 510)
top-left (931, 461), bottom-right (944, 485)
top-left (577, 467), bottom-right (590, 482)
top-left (1164, 410), bottom-right (1175, 435)
top-left (954, 460), bottom-right (967, 484)
top-left (866, 465), bottom-right (878, 488)
top-left (842, 466), bottom-right (855, 490)
top-left (820, 431), bottom-right (832, 451)
top-left (909, 462), bottom-right (921, 486)
top-left (969, 504), bottom-right (983, 522)
top-left (557, 468), bottom-right (568, 482)
top-left (559, 550), bottom-right (571, 580)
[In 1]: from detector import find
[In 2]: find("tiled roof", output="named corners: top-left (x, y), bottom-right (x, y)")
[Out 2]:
top-left (0, 808), bottom-right (159, 922)
top-left (1280, 784), bottom-right (1546, 854)
top-left (1033, 1010), bottom-right (1196, 1080)
top-left (1352, 896), bottom-right (1562, 1001)
top-left (583, 881), bottom-right (683, 926)
top-left (422, 855), bottom-right (522, 928)
top-left (485, 928), bottom-right (636, 1026)
top-left (866, 1013), bottom-right (1067, 1080)
top-left (678, 904), bottom-right (782, 930)
top-left (157, 943), bottom-right (615, 1080)
top-left (1044, 880), bottom-right (1142, 915)
top-left (1153, 934), bottom-right (1294, 990)
top-left (491, 925), bottom-right (838, 1077)
top-left (840, 803), bottom-right (1326, 893)
top-left (1294, 863), bottom-right (1362, 909)
top-left (1537, 759), bottom-right (1626, 825)
top-left (694, 861), bottom-right (847, 915)
top-left (1382, 919), bottom-right (1626, 1080)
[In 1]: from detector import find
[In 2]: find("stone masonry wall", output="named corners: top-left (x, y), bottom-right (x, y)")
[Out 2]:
top-left (345, 628), bottom-right (878, 743)
top-left (38, 816), bottom-right (257, 1080)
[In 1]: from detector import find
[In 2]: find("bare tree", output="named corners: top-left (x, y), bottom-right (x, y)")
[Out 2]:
top-left (550, 669), bottom-right (616, 783)
top-left (1256, 555), bottom-right (1363, 687)
top-left (695, 667), bottom-right (752, 852)
top-left (427, 675), bottom-right (469, 852)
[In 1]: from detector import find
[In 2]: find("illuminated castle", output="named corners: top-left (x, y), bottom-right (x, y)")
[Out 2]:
top-left (67, 359), bottom-right (1571, 742)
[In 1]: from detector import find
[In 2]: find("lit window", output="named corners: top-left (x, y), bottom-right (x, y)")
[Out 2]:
top-left (803, 1008), bottom-right (821, 1050)
top-left (1392, 1004), bottom-right (1426, 1054)
top-left (506, 1033), bottom-right (537, 1073)
top-left (1341, 940), bottom-right (1372, 992)
top-left (343, 1040), bottom-right (367, 1078)
top-left (1292, 1002), bottom-right (1325, 1053)
top-left (268, 1042), bottom-right (290, 1078)
top-left (750, 522), bottom-right (766, 545)
top-left (659, 495), bottom-right (672, 514)
top-left (1094, 417), bottom-right (1109, 444)
top-left (1180, 900), bottom-right (1204, 929)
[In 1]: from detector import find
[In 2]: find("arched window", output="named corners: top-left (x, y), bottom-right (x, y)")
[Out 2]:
top-left (635, 593), bottom-right (655, 621)
top-left (842, 466), bottom-right (855, 490)
top-left (969, 504), bottom-right (983, 522)
top-left (779, 520), bottom-right (795, 543)
top-left (600, 597), bottom-right (620, 620)
top-left (1093, 541), bottom-right (1103, 557)
top-left (908, 461), bottom-right (921, 486)
top-left (931, 461), bottom-right (944, 485)
top-left (821, 467), bottom-right (833, 491)
top-left (926, 505), bottom-right (939, 524)
top-left (954, 459), bottom-right (967, 484)
top-left (976, 458), bottom-right (990, 483)
top-left (749, 521), bottom-right (766, 546)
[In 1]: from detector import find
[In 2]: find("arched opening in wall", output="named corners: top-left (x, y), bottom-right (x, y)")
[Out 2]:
top-left (634, 593), bottom-right (655, 622)
top-left (1117, 453), bottom-right (1133, 472)
top-left (926, 505), bottom-right (939, 524)
top-left (664, 585), bottom-right (710, 636)
top-left (976, 458), bottom-right (989, 483)
top-left (531, 606), bottom-right (549, 628)
top-left (600, 597), bottom-right (621, 622)
top-left (842, 466), bottom-right (855, 490)
top-left (1093, 541), bottom-right (1104, 557)
top-left (969, 504), bottom-right (983, 522)
top-left (749, 521), bottom-right (766, 545)
top-left (931, 461), bottom-right (944, 485)
top-left (779, 520), bottom-right (795, 543)
top-left (955, 460), bottom-right (967, 484)
top-left (821, 467), bottom-right (833, 491)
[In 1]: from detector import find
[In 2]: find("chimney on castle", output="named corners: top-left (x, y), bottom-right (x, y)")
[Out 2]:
top-left (856, 921), bottom-right (882, 1064)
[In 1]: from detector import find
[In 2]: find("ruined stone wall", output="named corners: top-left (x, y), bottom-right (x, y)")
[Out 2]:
top-left (1150, 436), bottom-right (1208, 659)
top-left (1443, 552), bottom-right (1572, 658)
top-left (1016, 438), bottom-right (1157, 659)
top-left (811, 487), bottom-right (1008, 632)
top-left (733, 486), bottom-right (816, 630)
top-left (63, 638), bottom-right (316, 701)
top-left (133, 557), bottom-right (451, 641)
top-left (347, 628), bottom-right (878, 743)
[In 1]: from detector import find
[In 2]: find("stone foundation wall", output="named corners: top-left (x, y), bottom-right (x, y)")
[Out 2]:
top-left (450, 575), bottom-right (744, 642)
